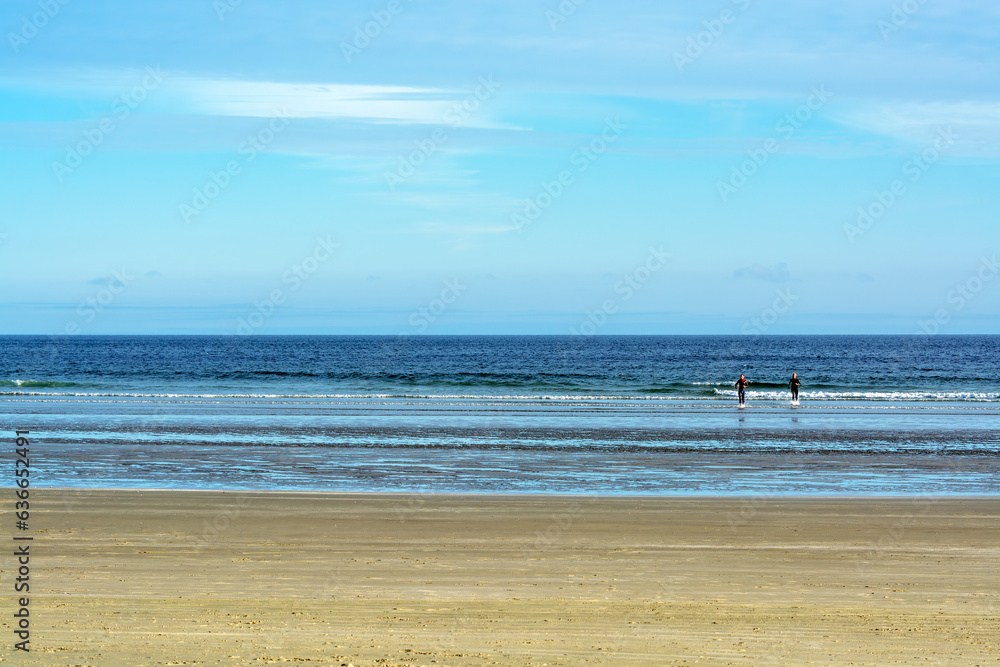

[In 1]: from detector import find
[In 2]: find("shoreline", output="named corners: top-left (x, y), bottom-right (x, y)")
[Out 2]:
top-left (5, 490), bottom-right (997, 665)
top-left (31, 485), bottom-right (1000, 498)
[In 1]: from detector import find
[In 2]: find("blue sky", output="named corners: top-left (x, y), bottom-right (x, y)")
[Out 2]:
top-left (1, 0), bottom-right (997, 334)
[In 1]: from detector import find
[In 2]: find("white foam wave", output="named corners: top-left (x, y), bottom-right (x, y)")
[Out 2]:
top-left (713, 388), bottom-right (1000, 402)
top-left (0, 390), bottom-right (674, 401)
top-left (2, 389), bottom-right (998, 403)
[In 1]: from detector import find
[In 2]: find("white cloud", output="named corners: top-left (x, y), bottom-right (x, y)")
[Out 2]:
top-left (832, 101), bottom-right (1000, 156)
top-left (173, 78), bottom-right (456, 124)
top-left (0, 70), bottom-right (506, 127)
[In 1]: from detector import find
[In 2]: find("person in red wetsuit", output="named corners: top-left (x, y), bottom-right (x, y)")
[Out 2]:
top-left (735, 374), bottom-right (749, 406)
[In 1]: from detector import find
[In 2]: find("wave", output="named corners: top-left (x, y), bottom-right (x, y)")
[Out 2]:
top-left (713, 388), bottom-right (1000, 402)
top-left (0, 379), bottom-right (82, 388)
top-left (0, 390), bottom-right (686, 400)
top-left (638, 386), bottom-right (719, 396)
top-left (2, 389), bottom-right (998, 402)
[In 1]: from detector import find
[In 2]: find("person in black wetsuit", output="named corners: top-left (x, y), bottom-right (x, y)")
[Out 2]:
top-left (788, 372), bottom-right (801, 402)
top-left (735, 374), bottom-right (749, 406)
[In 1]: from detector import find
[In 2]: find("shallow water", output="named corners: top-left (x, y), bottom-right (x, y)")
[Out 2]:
top-left (2, 336), bottom-right (998, 494)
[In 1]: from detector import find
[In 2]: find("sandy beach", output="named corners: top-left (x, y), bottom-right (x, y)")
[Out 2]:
top-left (3, 490), bottom-right (997, 665)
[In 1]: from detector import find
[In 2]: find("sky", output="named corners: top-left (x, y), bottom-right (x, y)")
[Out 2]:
top-left (0, 0), bottom-right (997, 335)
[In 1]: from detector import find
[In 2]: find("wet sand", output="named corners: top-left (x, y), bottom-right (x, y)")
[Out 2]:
top-left (4, 490), bottom-right (998, 665)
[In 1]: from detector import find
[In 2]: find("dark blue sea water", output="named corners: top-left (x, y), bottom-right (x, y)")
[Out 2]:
top-left (1, 335), bottom-right (998, 495)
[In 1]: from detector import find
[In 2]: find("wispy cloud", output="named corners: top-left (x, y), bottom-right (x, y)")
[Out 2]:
top-left (174, 78), bottom-right (457, 124)
top-left (832, 101), bottom-right (1000, 156)
top-left (0, 70), bottom-right (505, 127)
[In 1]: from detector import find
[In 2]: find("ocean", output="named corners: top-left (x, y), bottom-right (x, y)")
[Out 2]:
top-left (2, 335), bottom-right (998, 495)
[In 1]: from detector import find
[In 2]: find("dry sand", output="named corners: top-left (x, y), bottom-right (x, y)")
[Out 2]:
top-left (2, 490), bottom-right (997, 666)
